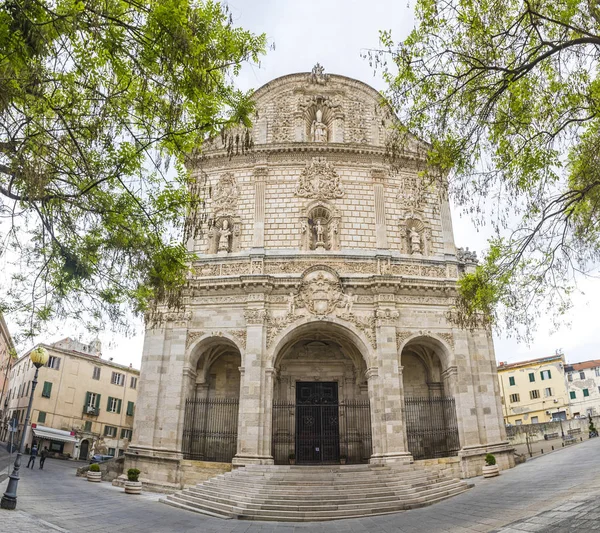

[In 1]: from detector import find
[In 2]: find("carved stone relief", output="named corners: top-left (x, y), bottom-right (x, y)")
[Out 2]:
top-left (186, 330), bottom-right (206, 348)
top-left (296, 270), bottom-right (344, 315)
top-left (212, 173), bottom-right (239, 216)
top-left (244, 308), bottom-right (267, 325)
top-left (375, 308), bottom-right (400, 327)
top-left (295, 158), bottom-right (344, 200)
top-left (308, 63), bottom-right (329, 85)
top-left (398, 215), bottom-right (432, 256)
top-left (397, 175), bottom-right (425, 213)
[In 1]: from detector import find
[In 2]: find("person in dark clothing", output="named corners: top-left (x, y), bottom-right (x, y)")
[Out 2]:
top-left (27, 444), bottom-right (38, 468)
top-left (39, 446), bottom-right (49, 469)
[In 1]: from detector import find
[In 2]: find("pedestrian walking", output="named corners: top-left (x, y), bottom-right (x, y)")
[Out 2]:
top-left (27, 443), bottom-right (38, 469)
top-left (39, 446), bottom-right (49, 469)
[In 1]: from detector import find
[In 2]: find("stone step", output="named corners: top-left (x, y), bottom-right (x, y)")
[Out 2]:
top-left (192, 479), bottom-right (461, 501)
top-left (210, 470), bottom-right (444, 485)
top-left (183, 480), bottom-right (466, 510)
top-left (161, 464), bottom-right (470, 522)
top-left (232, 487), bottom-right (471, 521)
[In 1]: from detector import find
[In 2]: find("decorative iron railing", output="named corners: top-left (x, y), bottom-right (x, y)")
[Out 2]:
top-left (182, 397), bottom-right (239, 463)
top-left (405, 396), bottom-right (461, 460)
top-left (272, 400), bottom-right (372, 465)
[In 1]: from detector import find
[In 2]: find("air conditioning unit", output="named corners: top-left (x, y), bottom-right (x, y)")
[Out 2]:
top-left (546, 411), bottom-right (551, 415)
top-left (86, 406), bottom-right (96, 414)
top-left (553, 399), bottom-right (558, 403)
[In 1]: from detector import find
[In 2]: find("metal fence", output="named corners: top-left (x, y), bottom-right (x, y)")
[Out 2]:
top-left (182, 397), bottom-right (239, 463)
top-left (405, 396), bottom-right (461, 460)
top-left (272, 400), bottom-right (372, 465)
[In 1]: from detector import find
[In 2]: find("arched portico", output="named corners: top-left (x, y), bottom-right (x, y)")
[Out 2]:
top-left (181, 336), bottom-right (243, 463)
top-left (400, 335), bottom-right (461, 460)
top-left (270, 320), bottom-right (372, 465)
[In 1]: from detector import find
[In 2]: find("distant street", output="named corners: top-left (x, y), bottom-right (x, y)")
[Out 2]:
top-left (0, 438), bottom-right (599, 532)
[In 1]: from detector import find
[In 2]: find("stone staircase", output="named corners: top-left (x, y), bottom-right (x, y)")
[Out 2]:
top-left (160, 463), bottom-right (472, 521)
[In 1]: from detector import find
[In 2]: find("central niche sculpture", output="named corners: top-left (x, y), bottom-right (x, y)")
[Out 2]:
top-left (301, 205), bottom-right (341, 251)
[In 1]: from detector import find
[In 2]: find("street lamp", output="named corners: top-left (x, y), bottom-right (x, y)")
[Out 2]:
top-left (1, 346), bottom-right (49, 510)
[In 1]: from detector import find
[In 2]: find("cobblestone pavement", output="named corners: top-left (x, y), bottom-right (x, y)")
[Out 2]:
top-left (1, 438), bottom-right (599, 533)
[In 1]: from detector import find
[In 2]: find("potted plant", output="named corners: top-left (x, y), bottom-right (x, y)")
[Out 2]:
top-left (87, 463), bottom-right (102, 483)
top-left (339, 455), bottom-right (347, 465)
top-left (124, 468), bottom-right (142, 494)
top-left (482, 453), bottom-right (499, 478)
top-left (288, 453), bottom-right (296, 465)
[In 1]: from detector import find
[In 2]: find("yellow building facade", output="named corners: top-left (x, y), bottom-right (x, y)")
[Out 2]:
top-left (5, 338), bottom-right (139, 460)
top-left (497, 354), bottom-right (570, 425)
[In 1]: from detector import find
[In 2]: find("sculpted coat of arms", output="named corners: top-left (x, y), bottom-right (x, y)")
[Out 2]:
top-left (296, 270), bottom-right (344, 315)
top-left (295, 159), bottom-right (344, 200)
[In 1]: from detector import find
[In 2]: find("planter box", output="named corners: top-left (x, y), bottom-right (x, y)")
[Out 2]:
top-left (482, 464), bottom-right (500, 478)
top-left (87, 471), bottom-right (102, 483)
top-left (124, 480), bottom-right (142, 494)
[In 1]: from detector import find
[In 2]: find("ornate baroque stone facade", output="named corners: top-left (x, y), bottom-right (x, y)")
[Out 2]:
top-left (127, 67), bottom-right (513, 489)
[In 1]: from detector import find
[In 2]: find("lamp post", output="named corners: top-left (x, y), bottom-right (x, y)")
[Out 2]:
top-left (1, 346), bottom-right (49, 510)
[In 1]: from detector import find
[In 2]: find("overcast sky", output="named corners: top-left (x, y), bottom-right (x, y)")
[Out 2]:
top-left (5, 0), bottom-right (599, 368)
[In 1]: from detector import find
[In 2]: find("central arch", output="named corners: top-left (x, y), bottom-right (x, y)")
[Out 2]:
top-left (270, 319), bottom-right (373, 465)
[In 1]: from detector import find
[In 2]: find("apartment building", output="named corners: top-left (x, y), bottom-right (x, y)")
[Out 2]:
top-left (5, 337), bottom-right (139, 460)
top-left (565, 359), bottom-right (600, 418)
top-left (497, 353), bottom-right (571, 425)
top-left (0, 313), bottom-right (16, 438)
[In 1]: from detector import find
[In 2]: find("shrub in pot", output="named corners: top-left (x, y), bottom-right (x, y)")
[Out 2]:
top-left (288, 453), bottom-right (296, 465)
top-left (87, 463), bottom-right (102, 483)
top-left (482, 453), bottom-right (499, 478)
top-left (339, 455), bottom-right (347, 465)
top-left (124, 468), bottom-right (142, 494)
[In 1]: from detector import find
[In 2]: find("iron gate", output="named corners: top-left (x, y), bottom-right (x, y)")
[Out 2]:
top-left (405, 396), bottom-right (460, 460)
top-left (182, 397), bottom-right (239, 463)
top-left (272, 382), bottom-right (372, 464)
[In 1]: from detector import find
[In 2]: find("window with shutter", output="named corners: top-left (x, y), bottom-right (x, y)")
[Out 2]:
top-left (126, 401), bottom-right (134, 416)
top-left (38, 411), bottom-right (46, 423)
top-left (41, 381), bottom-right (52, 398)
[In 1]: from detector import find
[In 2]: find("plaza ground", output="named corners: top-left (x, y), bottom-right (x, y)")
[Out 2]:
top-left (1, 438), bottom-right (600, 532)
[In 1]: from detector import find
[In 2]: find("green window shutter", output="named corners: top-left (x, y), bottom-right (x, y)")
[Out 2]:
top-left (583, 389), bottom-right (590, 397)
top-left (529, 373), bottom-right (535, 382)
top-left (116, 399), bottom-right (121, 414)
top-left (85, 391), bottom-right (90, 408)
top-left (84, 421), bottom-right (92, 432)
top-left (509, 377), bottom-right (515, 386)
top-left (127, 401), bottom-right (134, 416)
top-left (570, 391), bottom-right (576, 399)
top-left (548, 370), bottom-right (552, 379)
top-left (95, 394), bottom-right (101, 410)
top-left (38, 411), bottom-right (46, 423)
top-left (107, 397), bottom-right (112, 411)
top-left (42, 382), bottom-right (52, 397)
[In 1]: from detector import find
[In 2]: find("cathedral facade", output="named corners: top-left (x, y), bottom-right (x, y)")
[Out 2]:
top-left (127, 67), bottom-right (513, 490)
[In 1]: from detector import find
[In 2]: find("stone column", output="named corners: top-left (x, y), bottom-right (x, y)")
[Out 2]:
top-left (233, 309), bottom-right (273, 465)
top-left (369, 314), bottom-right (412, 464)
top-left (252, 167), bottom-right (267, 249)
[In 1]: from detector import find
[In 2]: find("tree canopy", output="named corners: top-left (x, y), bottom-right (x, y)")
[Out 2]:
top-left (375, 0), bottom-right (600, 338)
top-left (0, 0), bottom-right (266, 340)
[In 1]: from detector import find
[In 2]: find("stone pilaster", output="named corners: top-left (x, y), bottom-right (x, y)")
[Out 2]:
top-left (369, 320), bottom-right (412, 464)
top-left (372, 169), bottom-right (388, 250)
top-left (233, 308), bottom-right (273, 465)
top-left (252, 167), bottom-right (267, 248)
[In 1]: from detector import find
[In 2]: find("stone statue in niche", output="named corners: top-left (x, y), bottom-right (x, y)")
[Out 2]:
top-left (399, 216), bottom-right (430, 256)
top-left (409, 226), bottom-right (422, 255)
top-left (218, 219), bottom-right (232, 254)
top-left (310, 108), bottom-right (328, 143)
top-left (314, 219), bottom-right (326, 249)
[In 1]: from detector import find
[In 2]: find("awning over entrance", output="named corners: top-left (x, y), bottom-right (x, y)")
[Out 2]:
top-left (32, 425), bottom-right (77, 443)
